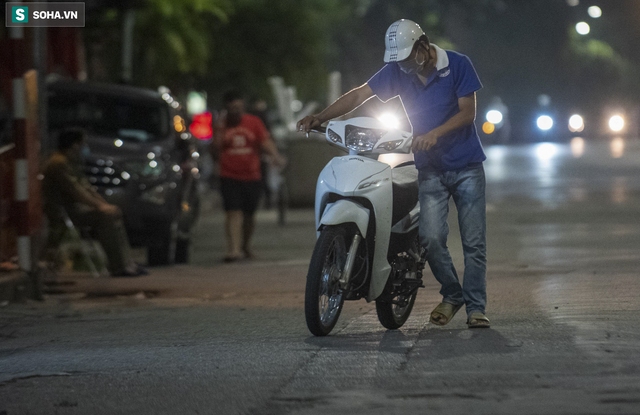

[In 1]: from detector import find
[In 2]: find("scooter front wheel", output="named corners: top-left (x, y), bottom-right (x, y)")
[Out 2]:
top-left (375, 290), bottom-right (417, 330)
top-left (305, 226), bottom-right (347, 336)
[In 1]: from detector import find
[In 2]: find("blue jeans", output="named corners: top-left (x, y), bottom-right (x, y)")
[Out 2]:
top-left (418, 163), bottom-right (487, 316)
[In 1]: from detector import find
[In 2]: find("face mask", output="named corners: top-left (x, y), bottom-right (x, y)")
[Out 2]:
top-left (398, 45), bottom-right (429, 75)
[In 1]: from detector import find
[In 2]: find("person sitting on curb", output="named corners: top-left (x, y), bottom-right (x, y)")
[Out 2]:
top-left (42, 128), bottom-right (147, 277)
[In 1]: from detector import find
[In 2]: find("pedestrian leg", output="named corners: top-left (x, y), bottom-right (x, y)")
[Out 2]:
top-left (225, 210), bottom-right (244, 260)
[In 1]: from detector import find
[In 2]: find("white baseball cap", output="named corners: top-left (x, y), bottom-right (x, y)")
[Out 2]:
top-left (384, 19), bottom-right (425, 63)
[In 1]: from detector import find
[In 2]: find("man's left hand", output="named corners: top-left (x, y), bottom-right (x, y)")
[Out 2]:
top-left (412, 130), bottom-right (440, 152)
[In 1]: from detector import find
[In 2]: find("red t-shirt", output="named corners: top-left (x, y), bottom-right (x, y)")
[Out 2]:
top-left (218, 114), bottom-right (268, 181)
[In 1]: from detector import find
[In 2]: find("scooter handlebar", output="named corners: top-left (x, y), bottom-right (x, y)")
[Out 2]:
top-left (305, 126), bottom-right (326, 138)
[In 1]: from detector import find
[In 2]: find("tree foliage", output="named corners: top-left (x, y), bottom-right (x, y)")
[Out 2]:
top-left (134, 0), bottom-right (232, 87)
top-left (84, 0), bottom-right (640, 128)
top-left (200, 0), bottom-right (349, 103)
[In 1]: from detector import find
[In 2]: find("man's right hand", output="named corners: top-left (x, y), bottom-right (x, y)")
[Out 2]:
top-left (296, 115), bottom-right (323, 133)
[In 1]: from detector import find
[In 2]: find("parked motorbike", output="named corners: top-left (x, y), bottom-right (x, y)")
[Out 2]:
top-left (305, 117), bottom-right (426, 336)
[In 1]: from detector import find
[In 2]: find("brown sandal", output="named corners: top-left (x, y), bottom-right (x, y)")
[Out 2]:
top-left (430, 302), bottom-right (463, 326)
top-left (467, 312), bottom-right (490, 328)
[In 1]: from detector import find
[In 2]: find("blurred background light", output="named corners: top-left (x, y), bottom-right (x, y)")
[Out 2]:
top-left (535, 142), bottom-right (558, 161)
top-left (290, 100), bottom-right (303, 112)
top-left (610, 137), bottom-right (625, 158)
top-left (186, 91), bottom-right (207, 116)
top-left (537, 115), bottom-right (554, 131)
top-left (568, 114), bottom-right (585, 132)
top-left (486, 110), bottom-right (503, 124)
top-left (570, 137), bottom-right (585, 158)
top-left (377, 113), bottom-right (400, 129)
top-left (588, 6), bottom-right (602, 18)
top-left (537, 94), bottom-right (551, 107)
top-left (482, 121), bottom-right (496, 134)
top-left (576, 22), bottom-right (590, 35)
top-left (189, 111), bottom-right (213, 140)
top-left (609, 115), bottom-right (625, 132)
top-left (566, 0), bottom-right (579, 6)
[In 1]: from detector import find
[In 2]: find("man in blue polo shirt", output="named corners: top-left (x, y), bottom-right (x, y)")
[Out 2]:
top-left (297, 19), bottom-right (489, 329)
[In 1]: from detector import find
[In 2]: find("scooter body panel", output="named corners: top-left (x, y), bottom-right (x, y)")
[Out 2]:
top-left (318, 200), bottom-right (370, 238)
top-left (315, 155), bottom-right (393, 302)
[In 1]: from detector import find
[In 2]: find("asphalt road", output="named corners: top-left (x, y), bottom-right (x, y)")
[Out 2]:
top-left (2, 137), bottom-right (640, 414)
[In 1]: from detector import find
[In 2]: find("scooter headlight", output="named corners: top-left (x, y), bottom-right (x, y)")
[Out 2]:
top-left (345, 126), bottom-right (385, 152)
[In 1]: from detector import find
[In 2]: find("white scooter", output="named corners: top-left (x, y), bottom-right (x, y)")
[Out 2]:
top-left (305, 117), bottom-right (426, 336)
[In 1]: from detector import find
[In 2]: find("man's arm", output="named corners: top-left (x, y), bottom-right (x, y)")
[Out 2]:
top-left (209, 110), bottom-right (226, 162)
top-left (297, 84), bottom-right (375, 132)
top-left (50, 162), bottom-right (120, 215)
top-left (412, 93), bottom-right (477, 152)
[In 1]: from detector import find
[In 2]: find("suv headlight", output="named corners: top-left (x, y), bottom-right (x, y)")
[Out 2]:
top-left (345, 126), bottom-right (386, 152)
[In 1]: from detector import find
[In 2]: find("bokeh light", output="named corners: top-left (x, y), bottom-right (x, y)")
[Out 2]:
top-left (482, 122), bottom-right (496, 135)
top-left (576, 22), bottom-right (590, 35)
top-left (609, 115), bottom-right (625, 132)
top-left (588, 6), bottom-right (602, 18)
top-left (537, 94), bottom-right (551, 107)
top-left (486, 110), bottom-right (503, 124)
top-left (537, 115), bottom-right (554, 131)
top-left (568, 114), bottom-right (584, 132)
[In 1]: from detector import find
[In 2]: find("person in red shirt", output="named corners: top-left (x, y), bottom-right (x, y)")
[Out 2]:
top-left (212, 90), bottom-right (285, 262)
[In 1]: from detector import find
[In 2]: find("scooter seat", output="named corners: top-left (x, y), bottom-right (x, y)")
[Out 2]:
top-left (391, 163), bottom-right (419, 226)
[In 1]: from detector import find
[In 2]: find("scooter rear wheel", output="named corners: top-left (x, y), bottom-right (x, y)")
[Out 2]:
top-left (305, 226), bottom-right (347, 336)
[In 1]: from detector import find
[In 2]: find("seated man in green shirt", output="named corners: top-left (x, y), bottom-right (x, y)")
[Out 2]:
top-left (42, 128), bottom-right (147, 277)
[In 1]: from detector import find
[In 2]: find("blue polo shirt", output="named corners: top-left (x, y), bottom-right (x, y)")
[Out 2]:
top-left (368, 45), bottom-right (485, 172)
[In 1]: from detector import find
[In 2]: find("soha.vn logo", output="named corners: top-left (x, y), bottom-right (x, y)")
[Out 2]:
top-left (11, 6), bottom-right (29, 24)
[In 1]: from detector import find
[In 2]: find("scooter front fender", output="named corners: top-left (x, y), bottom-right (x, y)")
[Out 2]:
top-left (318, 199), bottom-right (369, 238)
